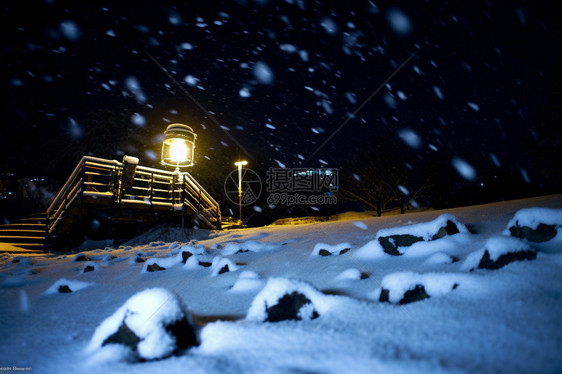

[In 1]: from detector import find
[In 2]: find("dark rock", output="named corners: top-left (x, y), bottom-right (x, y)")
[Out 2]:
top-left (12, 258), bottom-right (20, 264)
top-left (236, 249), bottom-right (249, 254)
top-left (339, 248), bottom-right (350, 255)
top-left (399, 285), bottom-right (430, 305)
top-left (218, 265), bottom-right (230, 275)
top-left (135, 256), bottom-right (146, 263)
top-left (165, 317), bottom-right (198, 352)
top-left (84, 265), bottom-right (95, 273)
top-left (103, 321), bottom-right (141, 350)
top-left (432, 220), bottom-right (460, 240)
top-left (181, 251), bottom-right (193, 263)
top-left (58, 285), bottom-right (72, 293)
top-left (265, 292), bottom-right (319, 322)
top-left (508, 223), bottom-right (557, 243)
top-left (198, 261), bottom-right (212, 268)
top-left (477, 249), bottom-right (537, 270)
top-left (146, 263), bottom-right (166, 272)
top-left (360, 272), bottom-right (370, 280)
top-left (378, 234), bottom-right (424, 256)
top-left (379, 288), bottom-right (390, 302)
top-left (318, 249), bottom-right (332, 256)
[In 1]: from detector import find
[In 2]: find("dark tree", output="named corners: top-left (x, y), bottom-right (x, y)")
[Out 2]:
top-left (338, 142), bottom-right (432, 216)
top-left (530, 102), bottom-right (562, 191)
top-left (47, 109), bottom-right (151, 183)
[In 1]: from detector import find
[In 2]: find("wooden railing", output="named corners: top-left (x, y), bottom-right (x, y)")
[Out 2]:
top-left (182, 171), bottom-right (221, 229)
top-left (45, 156), bottom-right (221, 245)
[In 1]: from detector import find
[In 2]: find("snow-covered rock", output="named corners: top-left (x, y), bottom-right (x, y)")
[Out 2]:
top-left (81, 261), bottom-right (99, 273)
top-left (462, 236), bottom-right (537, 271)
top-left (179, 244), bottom-right (207, 263)
top-left (311, 242), bottom-right (351, 256)
top-left (142, 246), bottom-right (206, 272)
top-left (504, 207), bottom-right (562, 252)
top-left (334, 268), bottom-right (369, 282)
top-left (247, 278), bottom-right (334, 322)
top-left (210, 257), bottom-right (238, 276)
top-left (142, 255), bottom-right (181, 272)
top-left (86, 288), bottom-right (198, 361)
top-left (376, 214), bottom-right (469, 255)
top-left (377, 272), bottom-right (464, 304)
top-left (424, 252), bottom-right (456, 265)
top-left (73, 253), bottom-right (92, 262)
top-left (129, 252), bottom-right (146, 264)
top-left (221, 240), bottom-right (279, 255)
top-left (45, 278), bottom-right (93, 294)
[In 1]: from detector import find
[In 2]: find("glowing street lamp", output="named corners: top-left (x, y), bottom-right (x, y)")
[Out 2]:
top-left (161, 124), bottom-right (196, 172)
top-left (234, 160), bottom-right (248, 223)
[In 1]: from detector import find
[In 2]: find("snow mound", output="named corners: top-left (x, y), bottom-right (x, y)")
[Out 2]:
top-left (246, 278), bottom-right (335, 322)
top-left (142, 255), bottom-right (181, 273)
top-left (311, 242), bottom-right (351, 256)
top-left (179, 245), bottom-right (207, 263)
top-left (183, 250), bottom-right (213, 269)
top-left (504, 207), bottom-right (562, 252)
top-left (378, 272), bottom-right (464, 304)
top-left (353, 239), bottom-right (388, 259)
top-left (462, 236), bottom-right (537, 271)
top-left (210, 257), bottom-right (239, 276)
top-left (73, 253), bottom-right (92, 262)
top-left (230, 270), bottom-right (265, 292)
top-left (86, 287), bottom-right (198, 361)
top-left (335, 268), bottom-right (362, 281)
top-left (505, 207), bottom-right (562, 231)
top-left (376, 214), bottom-right (469, 255)
top-left (142, 245), bottom-right (210, 272)
top-left (221, 240), bottom-right (279, 255)
top-left (129, 252), bottom-right (147, 264)
top-left (424, 252), bottom-right (455, 265)
top-left (45, 278), bottom-right (93, 294)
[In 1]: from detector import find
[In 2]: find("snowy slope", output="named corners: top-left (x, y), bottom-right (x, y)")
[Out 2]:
top-left (1, 195), bottom-right (562, 373)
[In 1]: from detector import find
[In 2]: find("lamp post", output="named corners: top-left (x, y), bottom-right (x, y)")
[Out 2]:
top-left (234, 160), bottom-right (248, 223)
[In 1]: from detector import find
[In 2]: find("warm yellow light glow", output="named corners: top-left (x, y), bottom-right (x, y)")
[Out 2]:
top-left (161, 124), bottom-right (196, 169)
top-left (235, 160), bottom-right (248, 167)
top-left (169, 139), bottom-right (189, 163)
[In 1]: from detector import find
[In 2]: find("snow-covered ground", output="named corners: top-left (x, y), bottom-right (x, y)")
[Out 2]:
top-left (1, 195), bottom-right (562, 373)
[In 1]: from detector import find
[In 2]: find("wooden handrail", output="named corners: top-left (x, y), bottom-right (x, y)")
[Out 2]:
top-left (44, 156), bottom-right (223, 247)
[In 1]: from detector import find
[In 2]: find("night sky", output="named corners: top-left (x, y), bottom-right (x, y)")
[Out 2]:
top-left (2, 1), bottom-right (560, 202)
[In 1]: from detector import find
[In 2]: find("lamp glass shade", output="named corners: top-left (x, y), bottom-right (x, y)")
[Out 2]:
top-left (161, 124), bottom-right (196, 168)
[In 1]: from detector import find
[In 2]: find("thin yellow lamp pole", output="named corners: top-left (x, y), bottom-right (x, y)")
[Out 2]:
top-left (234, 161), bottom-right (248, 223)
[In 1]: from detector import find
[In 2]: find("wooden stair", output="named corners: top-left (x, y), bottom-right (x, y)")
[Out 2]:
top-left (0, 214), bottom-right (47, 250)
top-left (0, 156), bottom-right (222, 251)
